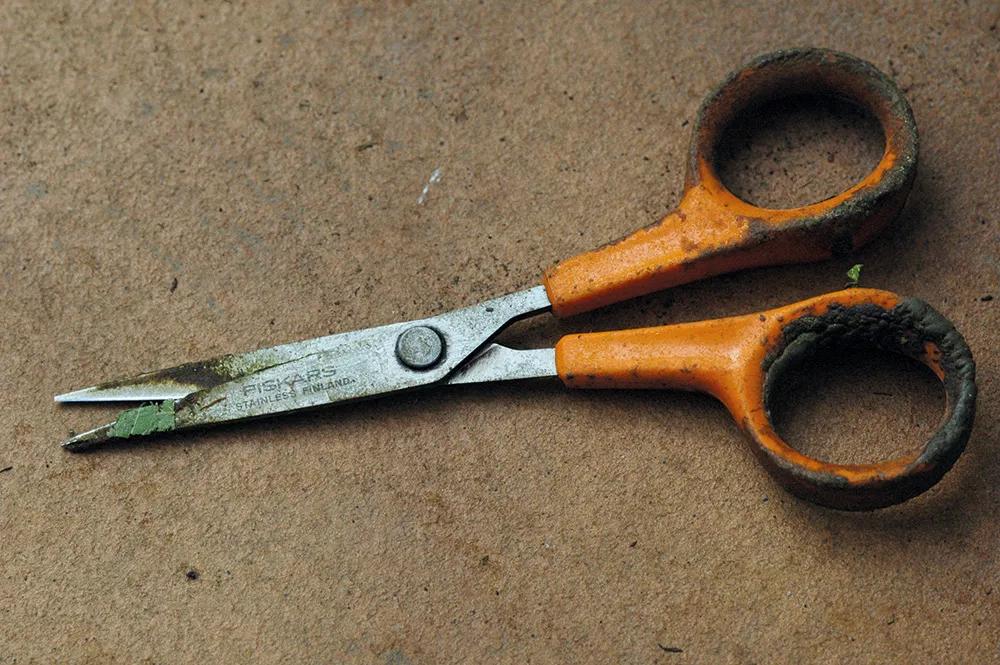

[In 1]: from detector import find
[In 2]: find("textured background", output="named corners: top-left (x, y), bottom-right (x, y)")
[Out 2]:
top-left (2, 2), bottom-right (998, 663)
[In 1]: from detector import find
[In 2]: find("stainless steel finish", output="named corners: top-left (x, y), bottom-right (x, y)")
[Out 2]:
top-left (63, 423), bottom-right (118, 451)
top-left (445, 345), bottom-right (556, 385)
top-left (56, 383), bottom-right (195, 403)
top-left (54, 350), bottom-right (301, 403)
top-left (176, 285), bottom-right (552, 428)
top-left (60, 286), bottom-right (553, 449)
top-left (395, 326), bottom-right (445, 369)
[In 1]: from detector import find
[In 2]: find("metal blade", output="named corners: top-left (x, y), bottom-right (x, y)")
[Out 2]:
top-left (55, 385), bottom-right (193, 402)
top-left (445, 344), bottom-right (556, 385)
top-left (54, 357), bottom-right (238, 402)
top-left (62, 286), bottom-right (552, 451)
top-left (55, 323), bottom-right (414, 404)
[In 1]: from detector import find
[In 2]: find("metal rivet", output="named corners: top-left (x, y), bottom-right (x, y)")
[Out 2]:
top-left (395, 326), bottom-right (445, 370)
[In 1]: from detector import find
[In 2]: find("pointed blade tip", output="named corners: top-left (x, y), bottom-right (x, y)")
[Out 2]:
top-left (54, 386), bottom-right (193, 403)
top-left (54, 387), bottom-right (94, 403)
top-left (61, 424), bottom-right (113, 452)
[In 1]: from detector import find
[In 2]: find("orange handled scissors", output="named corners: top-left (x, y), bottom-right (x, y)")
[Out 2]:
top-left (57, 48), bottom-right (976, 510)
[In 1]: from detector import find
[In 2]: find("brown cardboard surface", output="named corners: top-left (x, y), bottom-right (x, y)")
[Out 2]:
top-left (2, 2), bottom-right (998, 662)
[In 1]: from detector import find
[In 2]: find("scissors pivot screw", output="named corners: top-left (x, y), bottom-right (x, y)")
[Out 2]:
top-left (395, 326), bottom-right (445, 369)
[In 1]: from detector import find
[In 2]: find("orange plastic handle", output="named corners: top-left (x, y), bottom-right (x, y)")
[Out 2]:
top-left (543, 49), bottom-right (918, 317)
top-left (555, 289), bottom-right (976, 510)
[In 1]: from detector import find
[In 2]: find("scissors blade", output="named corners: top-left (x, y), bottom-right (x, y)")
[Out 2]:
top-left (445, 344), bottom-right (556, 385)
top-left (54, 331), bottom-right (384, 404)
top-left (61, 286), bottom-right (552, 451)
top-left (54, 357), bottom-right (241, 402)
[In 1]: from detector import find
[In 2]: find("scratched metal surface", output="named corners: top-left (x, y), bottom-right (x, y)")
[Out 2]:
top-left (1, 2), bottom-right (998, 663)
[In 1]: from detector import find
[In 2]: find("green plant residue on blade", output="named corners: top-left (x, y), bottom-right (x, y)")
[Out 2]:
top-left (109, 400), bottom-right (176, 439)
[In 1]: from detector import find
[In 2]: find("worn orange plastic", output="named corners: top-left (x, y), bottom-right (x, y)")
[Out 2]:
top-left (539, 49), bottom-right (973, 509)
top-left (543, 49), bottom-right (918, 317)
top-left (555, 289), bottom-right (976, 510)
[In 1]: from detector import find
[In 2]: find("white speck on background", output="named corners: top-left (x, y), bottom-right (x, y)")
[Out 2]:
top-left (417, 167), bottom-right (442, 204)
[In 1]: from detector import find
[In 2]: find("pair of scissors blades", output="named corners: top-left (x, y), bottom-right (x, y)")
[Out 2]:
top-left (57, 48), bottom-right (975, 510)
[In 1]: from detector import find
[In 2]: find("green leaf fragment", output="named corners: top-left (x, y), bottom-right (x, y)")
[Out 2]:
top-left (846, 263), bottom-right (863, 286)
top-left (109, 400), bottom-right (176, 439)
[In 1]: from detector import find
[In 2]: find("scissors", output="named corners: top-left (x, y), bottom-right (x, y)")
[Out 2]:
top-left (57, 48), bottom-right (976, 510)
